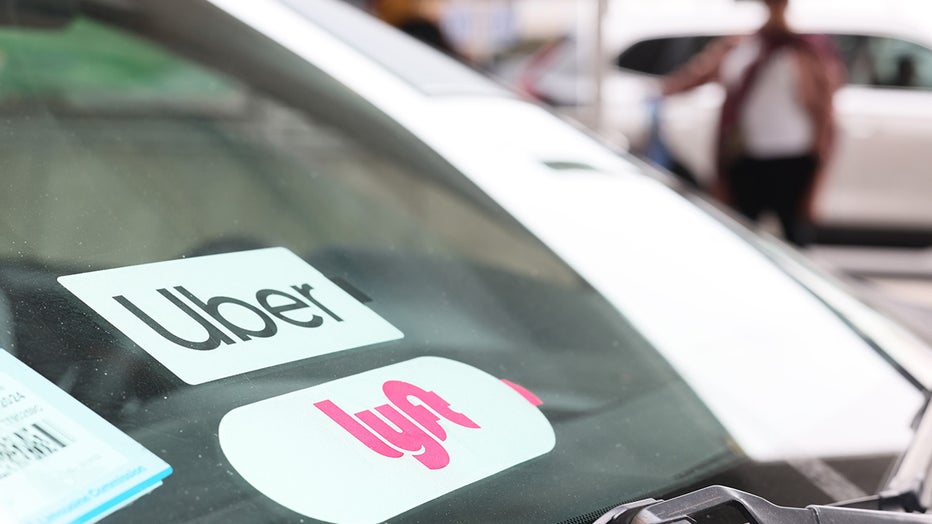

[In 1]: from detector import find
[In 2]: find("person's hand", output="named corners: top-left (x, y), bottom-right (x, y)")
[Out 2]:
top-left (803, 164), bottom-right (826, 220)
top-left (645, 94), bottom-right (663, 113)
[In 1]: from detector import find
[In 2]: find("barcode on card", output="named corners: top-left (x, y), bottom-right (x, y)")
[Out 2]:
top-left (0, 421), bottom-right (72, 478)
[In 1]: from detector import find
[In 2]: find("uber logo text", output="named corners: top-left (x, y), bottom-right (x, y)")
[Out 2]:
top-left (114, 284), bottom-right (340, 351)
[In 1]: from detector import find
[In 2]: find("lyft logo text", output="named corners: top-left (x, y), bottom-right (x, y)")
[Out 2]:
top-left (315, 380), bottom-right (480, 469)
top-left (59, 248), bottom-right (403, 384)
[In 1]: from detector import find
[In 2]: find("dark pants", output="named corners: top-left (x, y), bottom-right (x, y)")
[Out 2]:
top-left (728, 154), bottom-right (818, 247)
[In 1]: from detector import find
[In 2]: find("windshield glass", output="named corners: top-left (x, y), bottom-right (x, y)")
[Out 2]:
top-left (0, 3), bottom-right (923, 524)
top-left (0, 10), bottom-right (740, 524)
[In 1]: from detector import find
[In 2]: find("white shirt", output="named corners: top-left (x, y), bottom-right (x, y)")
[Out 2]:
top-left (720, 36), bottom-right (815, 158)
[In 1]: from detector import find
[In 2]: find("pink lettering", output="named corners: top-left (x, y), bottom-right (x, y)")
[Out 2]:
top-left (382, 380), bottom-right (480, 441)
top-left (314, 380), bottom-right (481, 470)
top-left (313, 400), bottom-right (403, 459)
top-left (357, 404), bottom-right (450, 469)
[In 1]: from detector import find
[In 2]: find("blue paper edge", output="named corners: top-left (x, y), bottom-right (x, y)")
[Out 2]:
top-left (72, 466), bottom-right (174, 524)
top-left (0, 350), bottom-right (173, 523)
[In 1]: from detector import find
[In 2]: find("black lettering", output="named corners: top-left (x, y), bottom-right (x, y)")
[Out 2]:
top-left (175, 286), bottom-right (278, 342)
top-left (291, 284), bottom-right (342, 322)
top-left (32, 424), bottom-right (65, 448)
top-left (256, 289), bottom-right (322, 328)
top-left (114, 289), bottom-right (233, 351)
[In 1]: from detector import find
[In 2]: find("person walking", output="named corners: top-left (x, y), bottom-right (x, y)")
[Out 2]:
top-left (661, 0), bottom-right (843, 246)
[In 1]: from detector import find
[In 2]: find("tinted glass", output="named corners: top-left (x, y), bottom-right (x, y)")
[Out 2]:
top-left (615, 35), bottom-right (716, 76)
top-left (616, 32), bottom-right (932, 91)
top-left (838, 34), bottom-right (932, 90)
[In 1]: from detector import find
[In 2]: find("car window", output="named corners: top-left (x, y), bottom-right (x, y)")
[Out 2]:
top-left (826, 33), bottom-right (864, 80)
top-left (0, 9), bottom-right (743, 524)
top-left (0, 18), bottom-right (557, 278)
top-left (839, 34), bottom-right (932, 90)
top-left (615, 35), bottom-right (717, 76)
top-left (614, 32), bottom-right (932, 92)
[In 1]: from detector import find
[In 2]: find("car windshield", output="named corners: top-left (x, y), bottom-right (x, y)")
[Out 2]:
top-left (0, 2), bottom-right (923, 524)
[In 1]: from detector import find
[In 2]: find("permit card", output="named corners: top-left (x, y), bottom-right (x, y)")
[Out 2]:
top-left (0, 350), bottom-right (172, 524)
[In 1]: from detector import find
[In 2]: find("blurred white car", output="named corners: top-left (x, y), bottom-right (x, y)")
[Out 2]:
top-left (509, 0), bottom-right (932, 240)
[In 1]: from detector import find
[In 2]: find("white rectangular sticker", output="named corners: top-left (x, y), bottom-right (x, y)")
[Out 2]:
top-left (0, 350), bottom-right (171, 524)
top-left (58, 248), bottom-right (403, 385)
top-left (219, 357), bottom-right (555, 524)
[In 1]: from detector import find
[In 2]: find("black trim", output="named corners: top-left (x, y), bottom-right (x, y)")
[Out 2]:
top-left (814, 226), bottom-right (932, 248)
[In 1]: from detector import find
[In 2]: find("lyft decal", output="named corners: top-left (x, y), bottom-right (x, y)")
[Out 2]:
top-left (58, 248), bottom-right (402, 384)
top-left (219, 357), bottom-right (555, 524)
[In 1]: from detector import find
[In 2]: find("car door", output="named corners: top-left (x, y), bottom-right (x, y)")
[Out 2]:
top-left (821, 34), bottom-right (932, 229)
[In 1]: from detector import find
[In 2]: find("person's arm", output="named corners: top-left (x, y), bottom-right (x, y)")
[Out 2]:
top-left (661, 36), bottom-right (740, 96)
top-left (796, 37), bottom-right (845, 163)
top-left (796, 35), bottom-right (846, 219)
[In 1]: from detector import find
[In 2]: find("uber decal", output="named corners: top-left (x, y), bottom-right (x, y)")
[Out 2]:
top-left (58, 248), bottom-right (403, 384)
top-left (219, 357), bottom-right (555, 524)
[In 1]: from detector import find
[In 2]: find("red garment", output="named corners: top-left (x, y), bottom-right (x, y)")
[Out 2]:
top-left (662, 30), bottom-right (844, 213)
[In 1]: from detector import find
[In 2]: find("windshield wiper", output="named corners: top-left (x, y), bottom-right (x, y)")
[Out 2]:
top-left (592, 485), bottom-right (932, 524)
top-left (832, 393), bottom-right (932, 514)
top-left (594, 395), bottom-right (932, 524)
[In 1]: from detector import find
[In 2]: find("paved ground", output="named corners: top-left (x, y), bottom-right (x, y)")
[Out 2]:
top-left (806, 246), bottom-right (932, 344)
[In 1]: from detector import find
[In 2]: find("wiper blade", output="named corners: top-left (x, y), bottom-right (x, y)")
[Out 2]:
top-left (593, 485), bottom-right (932, 524)
top-left (593, 395), bottom-right (932, 523)
top-left (834, 392), bottom-right (932, 514)
top-left (874, 392), bottom-right (932, 513)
